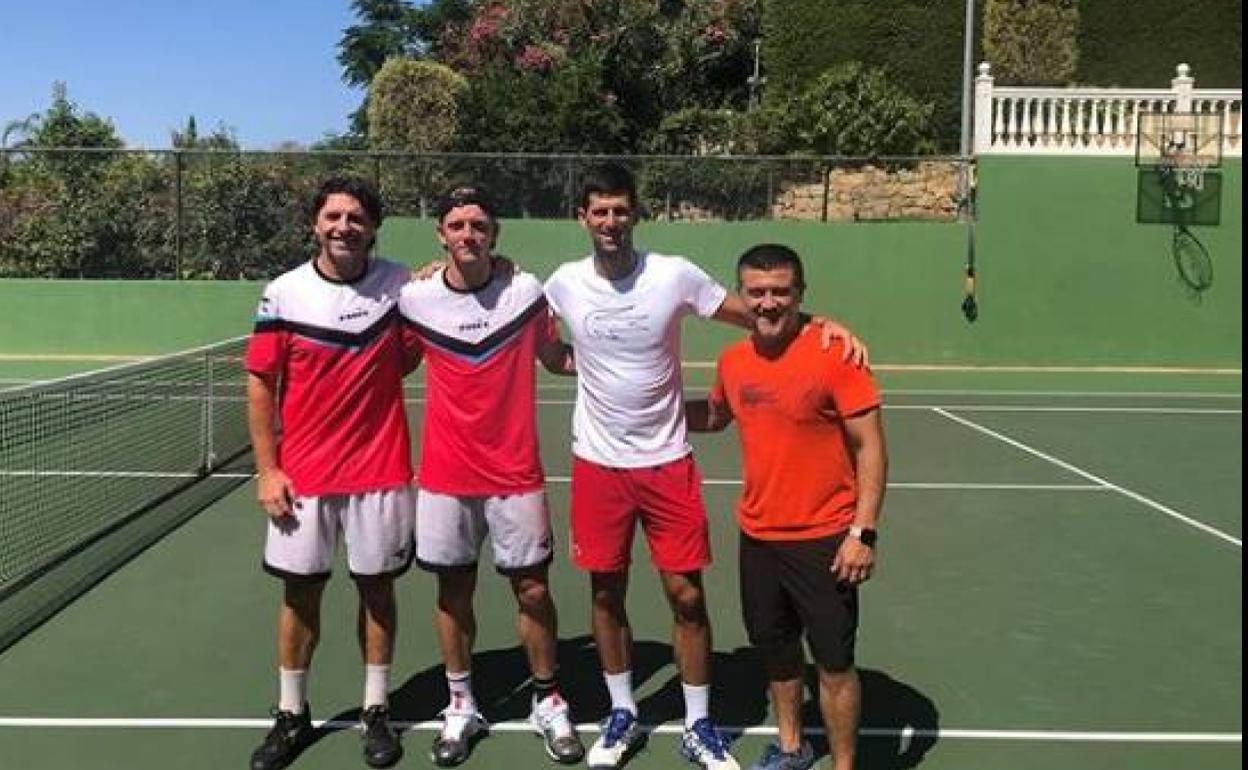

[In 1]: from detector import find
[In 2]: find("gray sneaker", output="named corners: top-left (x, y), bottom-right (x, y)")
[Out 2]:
top-left (747, 741), bottom-right (815, 770)
top-left (430, 707), bottom-right (487, 767)
top-left (530, 693), bottom-right (585, 764)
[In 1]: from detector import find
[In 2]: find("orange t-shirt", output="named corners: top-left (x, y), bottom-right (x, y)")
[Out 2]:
top-left (710, 326), bottom-right (881, 541)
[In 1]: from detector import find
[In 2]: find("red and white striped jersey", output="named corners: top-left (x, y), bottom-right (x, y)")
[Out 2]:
top-left (399, 268), bottom-right (556, 496)
top-left (245, 258), bottom-right (415, 496)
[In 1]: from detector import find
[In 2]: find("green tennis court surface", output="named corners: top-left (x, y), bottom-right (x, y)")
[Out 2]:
top-left (0, 362), bottom-right (1240, 770)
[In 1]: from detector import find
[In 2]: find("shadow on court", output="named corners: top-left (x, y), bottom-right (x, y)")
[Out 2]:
top-left (375, 635), bottom-right (769, 725)
top-left (320, 636), bottom-right (937, 770)
top-left (843, 669), bottom-right (940, 769)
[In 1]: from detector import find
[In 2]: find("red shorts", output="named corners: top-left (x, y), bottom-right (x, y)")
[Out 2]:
top-left (569, 454), bottom-right (711, 573)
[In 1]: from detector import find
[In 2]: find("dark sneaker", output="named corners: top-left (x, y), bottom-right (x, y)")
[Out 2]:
top-left (530, 693), bottom-right (585, 764)
top-left (679, 717), bottom-right (740, 770)
top-left (430, 707), bottom-right (488, 767)
top-left (360, 705), bottom-right (403, 768)
top-left (250, 704), bottom-right (313, 770)
top-left (586, 708), bottom-right (646, 769)
top-left (747, 741), bottom-right (816, 770)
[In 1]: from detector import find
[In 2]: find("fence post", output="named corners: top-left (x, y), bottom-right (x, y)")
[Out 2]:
top-left (1172, 63), bottom-right (1194, 112)
top-left (974, 62), bottom-right (995, 154)
top-left (820, 164), bottom-right (831, 223)
top-left (174, 150), bottom-right (184, 280)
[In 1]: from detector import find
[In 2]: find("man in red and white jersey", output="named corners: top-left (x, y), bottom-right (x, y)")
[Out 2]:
top-left (398, 186), bottom-right (582, 767)
top-left (245, 178), bottom-right (415, 770)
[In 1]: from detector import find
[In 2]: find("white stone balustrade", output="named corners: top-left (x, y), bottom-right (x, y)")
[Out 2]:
top-left (973, 63), bottom-right (1242, 157)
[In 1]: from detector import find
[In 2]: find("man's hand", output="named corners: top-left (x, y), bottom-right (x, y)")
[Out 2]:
top-left (831, 535), bottom-right (875, 585)
top-left (257, 468), bottom-right (296, 518)
top-left (806, 316), bottom-right (869, 367)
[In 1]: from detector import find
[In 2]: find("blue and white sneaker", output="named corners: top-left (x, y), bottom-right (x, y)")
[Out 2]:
top-left (587, 708), bottom-right (646, 769)
top-left (679, 718), bottom-right (740, 770)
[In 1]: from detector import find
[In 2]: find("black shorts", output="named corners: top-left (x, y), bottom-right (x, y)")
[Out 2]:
top-left (739, 531), bottom-right (858, 671)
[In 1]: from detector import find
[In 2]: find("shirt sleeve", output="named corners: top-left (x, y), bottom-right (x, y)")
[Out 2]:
top-left (244, 284), bottom-right (285, 377)
top-left (825, 342), bottom-right (882, 417)
top-left (542, 270), bottom-right (566, 318)
top-left (678, 258), bottom-right (729, 319)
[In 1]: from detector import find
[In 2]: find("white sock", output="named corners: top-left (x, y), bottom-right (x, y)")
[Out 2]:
top-left (363, 664), bottom-right (390, 709)
top-left (605, 671), bottom-right (637, 716)
top-left (278, 668), bottom-right (307, 714)
top-left (682, 683), bottom-right (710, 728)
top-left (446, 670), bottom-right (477, 713)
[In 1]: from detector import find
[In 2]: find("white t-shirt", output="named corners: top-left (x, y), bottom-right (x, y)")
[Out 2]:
top-left (544, 251), bottom-right (727, 468)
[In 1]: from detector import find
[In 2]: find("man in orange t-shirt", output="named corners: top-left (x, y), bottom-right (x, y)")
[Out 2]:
top-left (687, 243), bottom-right (887, 770)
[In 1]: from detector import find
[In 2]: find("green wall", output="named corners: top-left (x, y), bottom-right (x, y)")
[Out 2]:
top-left (0, 158), bottom-right (1240, 367)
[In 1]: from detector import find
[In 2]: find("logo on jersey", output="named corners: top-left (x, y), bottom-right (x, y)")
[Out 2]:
top-left (339, 309), bottom-right (370, 322)
top-left (254, 295), bottom-right (277, 321)
top-left (584, 306), bottom-right (649, 341)
top-left (739, 383), bottom-right (777, 408)
top-left (458, 319), bottom-right (490, 333)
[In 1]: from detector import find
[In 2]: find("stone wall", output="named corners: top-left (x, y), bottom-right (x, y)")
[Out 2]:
top-left (772, 162), bottom-right (960, 221)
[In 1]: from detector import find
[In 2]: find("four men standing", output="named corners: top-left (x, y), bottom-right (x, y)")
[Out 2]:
top-left (245, 171), bottom-right (885, 770)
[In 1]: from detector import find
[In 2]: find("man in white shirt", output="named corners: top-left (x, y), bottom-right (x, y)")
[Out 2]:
top-left (543, 164), bottom-right (863, 770)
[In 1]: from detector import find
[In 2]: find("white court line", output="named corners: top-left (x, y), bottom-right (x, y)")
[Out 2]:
top-left (902, 405), bottom-right (1242, 415)
top-left (544, 476), bottom-right (1106, 491)
top-left (422, 385), bottom-right (1244, 399)
top-left (882, 389), bottom-right (1242, 398)
top-left (933, 408), bottom-right (1242, 548)
top-left (0, 471), bottom-right (249, 480)
top-left (0, 471), bottom-right (1105, 492)
top-left (513, 399), bottom-right (1241, 415)
top-left (0, 717), bottom-right (1239, 743)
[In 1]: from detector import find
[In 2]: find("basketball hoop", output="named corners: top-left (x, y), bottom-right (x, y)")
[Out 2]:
top-left (1159, 152), bottom-right (1209, 192)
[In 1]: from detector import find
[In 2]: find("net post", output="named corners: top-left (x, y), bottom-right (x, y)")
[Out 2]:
top-left (200, 349), bottom-right (215, 473)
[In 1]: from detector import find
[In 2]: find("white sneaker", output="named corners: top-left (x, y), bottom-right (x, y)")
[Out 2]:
top-left (680, 718), bottom-right (740, 770)
top-left (586, 708), bottom-right (646, 769)
top-left (530, 693), bottom-right (585, 764)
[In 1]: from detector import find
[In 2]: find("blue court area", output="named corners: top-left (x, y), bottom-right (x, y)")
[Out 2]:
top-left (0, 363), bottom-right (1241, 770)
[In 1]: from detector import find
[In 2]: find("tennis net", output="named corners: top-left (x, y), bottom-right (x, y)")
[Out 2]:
top-left (0, 337), bottom-right (252, 616)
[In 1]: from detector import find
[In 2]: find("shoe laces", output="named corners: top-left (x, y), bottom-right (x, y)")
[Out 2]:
top-left (601, 708), bottom-right (636, 747)
top-left (533, 694), bottom-right (573, 735)
top-left (686, 718), bottom-right (729, 760)
top-left (361, 705), bottom-right (391, 735)
top-left (439, 706), bottom-right (482, 739)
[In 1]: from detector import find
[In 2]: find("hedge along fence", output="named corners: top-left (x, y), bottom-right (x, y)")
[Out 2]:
top-left (0, 149), bottom-right (967, 280)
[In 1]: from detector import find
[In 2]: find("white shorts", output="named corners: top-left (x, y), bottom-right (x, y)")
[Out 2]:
top-left (415, 489), bottom-right (553, 575)
top-left (263, 487), bottom-right (416, 580)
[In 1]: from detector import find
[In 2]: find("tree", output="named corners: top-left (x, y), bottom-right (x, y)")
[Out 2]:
top-left (368, 58), bottom-right (468, 213)
top-left (338, 0), bottom-right (474, 134)
top-left (792, 62), bottom-right (935, 157)
top-left (171, 116), bottom-right (241, 150)
top-left (984, 0), bottom-right (1079, 85)
top-left (762, 0), bottom-right (968, 150)
top-left (368, 58), bottom-right (467, 152)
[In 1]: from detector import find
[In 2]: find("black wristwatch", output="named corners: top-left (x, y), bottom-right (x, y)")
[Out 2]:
top-left (848, 525), bottom-right (878, 548)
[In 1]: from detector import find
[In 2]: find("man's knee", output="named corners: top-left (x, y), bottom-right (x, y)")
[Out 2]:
top-left (512, 574), bottom-right (552, 613)
top-left (663, 573), bottom-right (708, 625)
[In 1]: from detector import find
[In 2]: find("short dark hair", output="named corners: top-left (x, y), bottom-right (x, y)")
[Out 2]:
top-left (579, 162), bottom-right (637, 210)
top-left (736, 243), bottom-right (806, 292)
top-left (434, 185), bottom-right (498, 223)
top-left (311, 177), bottom-right (383, 226)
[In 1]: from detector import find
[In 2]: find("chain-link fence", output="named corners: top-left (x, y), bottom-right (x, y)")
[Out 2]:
top-left (0, 148), bottom-right (969, 279)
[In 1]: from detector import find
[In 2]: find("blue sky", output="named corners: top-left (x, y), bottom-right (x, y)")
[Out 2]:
top-left (1, 1), bottom-right (366, 149)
